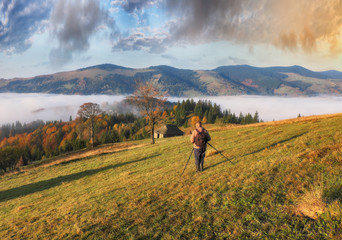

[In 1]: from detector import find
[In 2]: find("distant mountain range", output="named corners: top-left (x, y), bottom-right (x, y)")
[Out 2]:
top-left (1, 64), bottom-right (342, 96)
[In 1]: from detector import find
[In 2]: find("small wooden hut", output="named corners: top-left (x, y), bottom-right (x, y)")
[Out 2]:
top-left (154, 124), bottom-right (184, 138)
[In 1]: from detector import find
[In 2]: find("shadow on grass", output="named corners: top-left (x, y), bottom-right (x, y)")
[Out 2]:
top-left (206, 132), bottom-right (307, 170)
top-left (0, 153), bottom-right (160, 203)
top-left (240, 131), bottom-right (308, 157)
top-left (205, 156), bottom-right (235, 171)
top-left (56, 150), bottom-right (133, 167)
top-left (324, 184), bottom-right (342, 204)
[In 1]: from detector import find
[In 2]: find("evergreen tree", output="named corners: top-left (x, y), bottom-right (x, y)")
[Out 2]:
top-left (198, 104), bottom-right (203, 118)
top-left (194, 104), bottom-right (200, 117)
top-left (245, 113), bottom-right (253, 124)
top-left (208, 108), bottom-right (214, 123)
top-left (238, 112), bottom-right (244, 124)
top-left (253, 111), bottom-right (259, 123)
top-left (185, 99), bottom-right (191, 113)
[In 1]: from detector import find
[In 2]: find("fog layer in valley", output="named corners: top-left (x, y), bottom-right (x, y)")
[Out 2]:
top-left (0, 93), bottom-right (126, 125)
top-left (176, 95), bottom-right (342, 122)
top-left (1, 93), bottom-right (342, 125)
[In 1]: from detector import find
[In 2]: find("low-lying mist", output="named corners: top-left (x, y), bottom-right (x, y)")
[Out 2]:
top-left (170, 95), bottom-right (342, 122)
top-left (1, 93), bottom-right (342, 125)
top-left (175, 95), bottom-right (342, 122)
top-left (0, 93), bottom-right (126, 125)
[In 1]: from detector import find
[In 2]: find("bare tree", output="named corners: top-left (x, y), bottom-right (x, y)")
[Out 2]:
top-left (126, 81), bottom-right (167, 144)
top-left (77, 102), bottom-right (103, 147)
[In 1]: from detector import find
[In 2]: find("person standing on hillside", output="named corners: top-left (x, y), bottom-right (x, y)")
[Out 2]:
top-left (190, 121), bottom-right (211, 172)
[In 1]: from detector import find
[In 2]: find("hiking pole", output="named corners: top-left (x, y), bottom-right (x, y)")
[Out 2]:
top-left (207, 142), bottom-right (234, 164)
top-left (180, 148), bottom-right (194, 177)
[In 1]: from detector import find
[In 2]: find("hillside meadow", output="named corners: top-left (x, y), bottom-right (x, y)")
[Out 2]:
top-left (1, 114), bottom-right (342, 239)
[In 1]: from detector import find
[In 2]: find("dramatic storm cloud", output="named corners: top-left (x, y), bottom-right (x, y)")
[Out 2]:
top-left (0, 0), bottom-right (51, 54)
top-left (50, 0), bottom-right (117, 65)
top-left (0, 0), bottom-right (117, 64)
top-left (114, 0), bottom-right (342, 54)
top-left (166, 0), bottom-right (342, 53)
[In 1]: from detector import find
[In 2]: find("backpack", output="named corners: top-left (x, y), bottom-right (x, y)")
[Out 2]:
top-left (194, 129), bottom-right (207, 149)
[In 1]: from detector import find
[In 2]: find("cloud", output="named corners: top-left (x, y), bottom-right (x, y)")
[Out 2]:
top-left (50, 0), bottom-right (115, 52)
top-left (111, 0), bottom-right (160, 27)
top-left (112, 0), bottom-right (342, 56)
top-left (112, 31), bottom-right (168, 53)
top-left (49, 0), bottom-right (118, 66)
top-left (165, 0), bottom-right (342, 54)
top-left (0, 0), bottom-right (51, 54)
top-left (111, 0), bottom-right (158, 13)
top-left (161, 54), bottom-right (176, 60)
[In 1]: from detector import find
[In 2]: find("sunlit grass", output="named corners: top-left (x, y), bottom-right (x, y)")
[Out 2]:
top-left (1, 114), bottom-right (342, 239)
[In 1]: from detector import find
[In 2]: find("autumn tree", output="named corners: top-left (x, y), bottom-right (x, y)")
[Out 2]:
top-left (77, 102), bottom-right (103, 147)
top-left (190, 116), bottom-right (201, 126)
top-left (126, 81), bottom-right (167, 144)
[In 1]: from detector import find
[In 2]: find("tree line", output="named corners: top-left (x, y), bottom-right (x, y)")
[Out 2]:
top-left (0, 97), bottom-right (261, 173)
top-left (0, 120), bottom-right (45, 141)
top-left (0, 111), bottom-right (147, 172)
top-left (172, 99), bottom-right (260, 127)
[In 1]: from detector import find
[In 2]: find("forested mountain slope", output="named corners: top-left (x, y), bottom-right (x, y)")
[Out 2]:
top-left (1, 64), bottom-right (342, 96)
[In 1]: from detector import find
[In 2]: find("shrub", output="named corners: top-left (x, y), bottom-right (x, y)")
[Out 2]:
top-left (0, 146), bottom-right (21, 172)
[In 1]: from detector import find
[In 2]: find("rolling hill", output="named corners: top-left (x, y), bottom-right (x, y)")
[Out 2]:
top-left (1, 64), bottom-right (342, 96)
top-left (1, 114), bottom-right (342, 239)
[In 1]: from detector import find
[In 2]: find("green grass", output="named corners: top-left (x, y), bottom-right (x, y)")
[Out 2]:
top-left (1, 115), bottom-right (342, 239)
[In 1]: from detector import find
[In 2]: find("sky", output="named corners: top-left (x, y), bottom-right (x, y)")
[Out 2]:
top-left (1, 0), bottom-right (342, 79)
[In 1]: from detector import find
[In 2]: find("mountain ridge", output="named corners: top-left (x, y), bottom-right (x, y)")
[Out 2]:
top-left (1, 64), bottom-right (342, 96)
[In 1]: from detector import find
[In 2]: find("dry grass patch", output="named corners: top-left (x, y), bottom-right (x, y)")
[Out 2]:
top-left (209, 113), bottom-right (342, 132)
top-left (294, 187), bottom-right (326, 220)
top-left (206, 149), bottom-right (219, 157)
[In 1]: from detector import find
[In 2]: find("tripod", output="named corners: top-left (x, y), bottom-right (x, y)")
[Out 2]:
top-left (207, 142), bottom-right (234, 164)
top-left (180, 142), bottom-right (233, 177)
top-left (180, 148), bottom-right (194, 177)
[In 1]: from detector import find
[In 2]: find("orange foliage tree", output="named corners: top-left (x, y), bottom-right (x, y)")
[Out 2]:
top-left (162, 111), bottom-right (168, 120)
top-left (126, 81), bottom-right (167, 144)
top-left (191, 116), bottom-right (201, 126)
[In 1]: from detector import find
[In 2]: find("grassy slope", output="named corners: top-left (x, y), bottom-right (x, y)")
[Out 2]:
top-left (1, 115), bottom-right (342, 239)
top-left (283, 73), bottom-right (342, 95)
